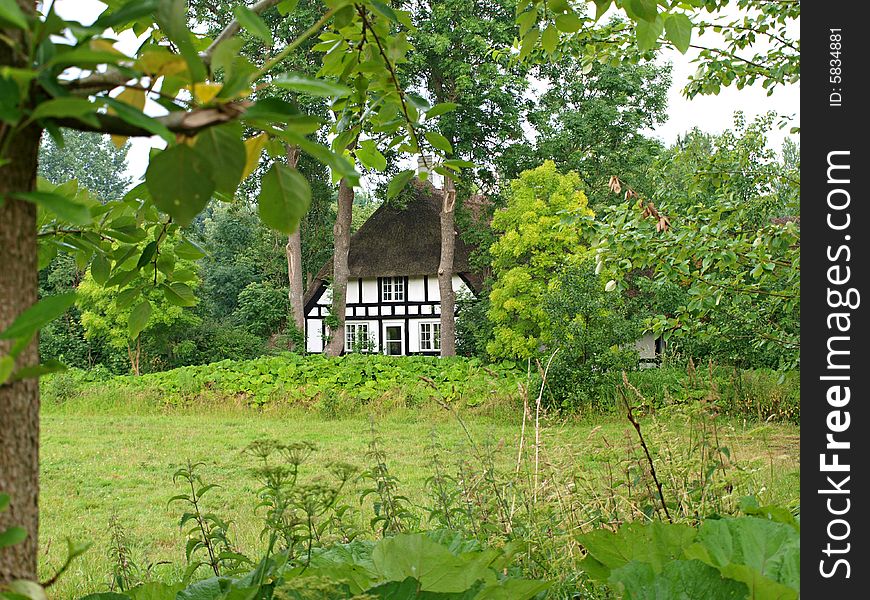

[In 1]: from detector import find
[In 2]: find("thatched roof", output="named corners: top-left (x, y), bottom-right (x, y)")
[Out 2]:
top-left (304, 181), bottom-right (486, 306)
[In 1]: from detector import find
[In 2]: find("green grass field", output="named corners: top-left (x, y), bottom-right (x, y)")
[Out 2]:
top-left (38, 398), bottom-right (800, 598)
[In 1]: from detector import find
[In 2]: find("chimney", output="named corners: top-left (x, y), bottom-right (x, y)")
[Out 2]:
top-left (417, 154), bottom-right (434, 178)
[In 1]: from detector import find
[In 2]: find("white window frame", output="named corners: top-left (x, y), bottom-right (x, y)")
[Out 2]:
top-left (419, 321), bottom-right (441, 352)
top-left (345, 322), bottom-right (371, 353)
top-left (381, 276), bottom-right (405, 302)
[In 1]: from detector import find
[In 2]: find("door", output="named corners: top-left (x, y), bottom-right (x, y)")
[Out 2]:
top-left (385, 325), bottom-right (403, 355)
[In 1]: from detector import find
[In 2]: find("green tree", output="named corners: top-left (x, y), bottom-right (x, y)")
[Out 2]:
top-left (37, 130), bottom-right (131, 200)
top-left (487, 161), bottom-right (594, 359)
top-left (596, 113), bottom-right (800, 368)
top-left (500, 58), bottom-right (670, 207)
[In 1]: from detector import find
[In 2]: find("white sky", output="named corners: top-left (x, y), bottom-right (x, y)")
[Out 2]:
top-left (54, 1), bottom-right (799, 184)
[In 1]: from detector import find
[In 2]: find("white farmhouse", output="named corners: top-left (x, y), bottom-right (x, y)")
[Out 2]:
top-left (303, 181), bottom-right (486, 355)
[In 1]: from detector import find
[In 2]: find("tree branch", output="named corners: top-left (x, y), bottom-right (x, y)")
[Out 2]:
top-left (54, 101), bottom-right (250, 137)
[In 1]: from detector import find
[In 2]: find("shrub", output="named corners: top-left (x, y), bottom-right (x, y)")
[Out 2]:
top-left (233, 281), bottom-right (289, 337)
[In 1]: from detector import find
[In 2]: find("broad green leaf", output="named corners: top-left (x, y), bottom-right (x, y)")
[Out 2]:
top-left (29, 97), bottom-right (97, 122)
top-left (275, 74), bottom-right (352, 97)
top-left (554, 12), bottom-right (582, 32)
top-left (258, 164), bottom-right (312, 234)
top-left (425, 102), bottom-right (458, 119)
top-left (0, 493), bottom-right (9, 512)
top-left (156, 0), bottom-right (206, 82)
top-left (91, 254), bottom-right (111, 285)
top-left (243, 97), bottom-right (300, 122)
top-left (0, 0), bottom-right (28, 29)
top-left (593, 0), bottom-right (610, 21)
top-left (424, 132), bottom-right (453, 154)
top-left (0, 293), bottom-right (77, 341)
top-left (136, 241), bottom-right (158, 269)
top-left (476, 579), bottom-right (552, 600)
top-left (162, 282), bottom-right (197, 307)
top-left (0, 525), bottom-right (27, 548)
top-left (387, 169), bottom-right (416, 200)
top-left (370, 1), bottom-right (399, 23)
top-left (355, 140), bottom-right (387, 171)
top-left (625, 0), bottom-right (657, 22)
top-left (8, 359), bottom-right (67, 383)
top-left (541, 25), bottom-right (559, 54)
top-left (664, 13), bottom-right (692, 54)
top-left (578, 521), bottom-right (697, 578)
top-left (609, 559), bottom-right (748, 600)
top-left (115, 287), bottom-right (141, 309)
top-left (372, 534), bottom-right (494, 593)
top-left (443, 159), bottom-right (475, 170)
top-left (193, 124), bottom-right (246, 195)
top-left (128, 300), bottom-right (152, 339)
top-left (232, 5), bottom-right (273, 46)
top-left (15, 191), bottom-right (92, 225)
top-left (518, 28), bottom-right (538, 61)
top-left (635, 16), bottom-right (664, 52)
top-left (102, 97), bottom-right (175, 144)
top-left (95, 0), bottom-right (160, 29)
top-left (277, 0), bottom-right (299, 16)
top-left (145, 144), bottom-right (216, 226)
top-left (174, 238), bottom-right (207, 260)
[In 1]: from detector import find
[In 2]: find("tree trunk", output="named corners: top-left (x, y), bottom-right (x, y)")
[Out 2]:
top-left (324, 178), bottom-right (354, 357)
top-left (0, 124), bottom-right (42, 584)
top-left (438, 177), bottom-right (457, 357)
top-left (284, 146), bottom-right (305, 348)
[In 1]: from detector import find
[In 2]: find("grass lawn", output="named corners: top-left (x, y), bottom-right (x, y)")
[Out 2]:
top-left (39, 404), bottom-right (800, 598)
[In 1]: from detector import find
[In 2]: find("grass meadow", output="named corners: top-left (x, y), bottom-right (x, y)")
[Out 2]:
top-left (39, 393), bottom-right (800, 598)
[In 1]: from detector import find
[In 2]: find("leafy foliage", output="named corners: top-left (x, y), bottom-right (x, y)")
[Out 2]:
top-left (487, 161), bottom-right (594, 359)
top-left (579, 512), bottom-right (800, 600)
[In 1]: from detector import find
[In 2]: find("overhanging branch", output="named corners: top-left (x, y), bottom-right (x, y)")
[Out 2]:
top-left (202, 0), bottom-right (283, 65)
top-left (54, 101), bottom-right (250, 137)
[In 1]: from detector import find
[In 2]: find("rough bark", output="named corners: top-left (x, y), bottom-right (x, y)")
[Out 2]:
top-left (438, 177), bottom-right (457, 357)
top-left (284, 147), bottom-right (305, 347)
top-left (324, 178), bottom-right (354, 356)
top-left (0, 125), bottom-right (42, 584)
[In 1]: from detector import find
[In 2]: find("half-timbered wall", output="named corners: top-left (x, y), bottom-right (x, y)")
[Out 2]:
top-left (304, 274), bottom-right (472, 355)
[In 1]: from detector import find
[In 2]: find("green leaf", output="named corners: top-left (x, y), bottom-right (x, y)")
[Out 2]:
top-left (29, 98), bottom-right (97, 122)
top-left (0, 0), bottom-right (28, 29)
top-left (115, 287), bottom-right (141, 309)
top-left (425, 102), bottom-right (458, 119)
top-left (162, 282), bottom-right (197, 307)
top-left (174, 238), bottom-right (207, 260)
top-left (275, 74), bottom-right (352, 97)
top-left (610, 559), bottom-right (748, 600)
top-left (424, 132), bottom-right (453, 154)
top-left (635, 16), bottom-right (664, 52)
top-left (232, 5), bottom-right (273, 46)
top-left (443, 159), bottom-right (475, 171)
top-left (518, 28), bottom-right (538, 61)
top-left (0, 493), bottom-right (9, 512)
top-left (0, 293), bottom-right (76, 341)
top-left (136, 241), bottom-right (158, 269)
top-left (193, 124), bottom-right (246, 195)
top-left (541, 25), bottom-right (559, 54)
top-left (8, 359), bottom-right (68, 383)
top-left (128, 300), bottom-right (152, 339)
top-left (370, 1), bottom-right (399, 23)
top-left (387, 170), bottom-right (415, 200)
top-left (554, 12), bottom-right (582, 32)
top-left (0, 526), bottom-right (27, 549)
top-left (258, 164), bottom-right (312, 234)
top-left (95, 0), bottom-right (160, 29)
top-left (156, 0), bottom-right (206, 82)
top-left (0, 356), bottom-right (13, 386)
top-left (592, 0), bottom-right (611, 21)
top-left (102, 97), bottom-right (175, 144)
top-left (277, 0), bottom-right (299, 16)
top-left (145, 144), bottom-right (215, 226)
top-left (664, 14), bottom-right (692, 54)
top-left (91, 254), bottom-right (111, 285)
top-left (625, 0), bottom-right (657, 22)
top-left (14, 191), bottom-right (92, 225)
top-left (355, 140), bottom-right (387, 171)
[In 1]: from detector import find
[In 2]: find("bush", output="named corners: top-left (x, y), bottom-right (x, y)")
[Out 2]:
top-left (542, 261), bottom-right (640, 409)
top-left (233, 281), bottom-right (289, 337)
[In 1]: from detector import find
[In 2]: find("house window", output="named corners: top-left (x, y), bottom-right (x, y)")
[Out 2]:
top-left (381, 277), bottom-right (405, 302)
top-left (419, 322), bottom-right (441, 352)
top-left (345, 323), bottom-right (372, 352)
